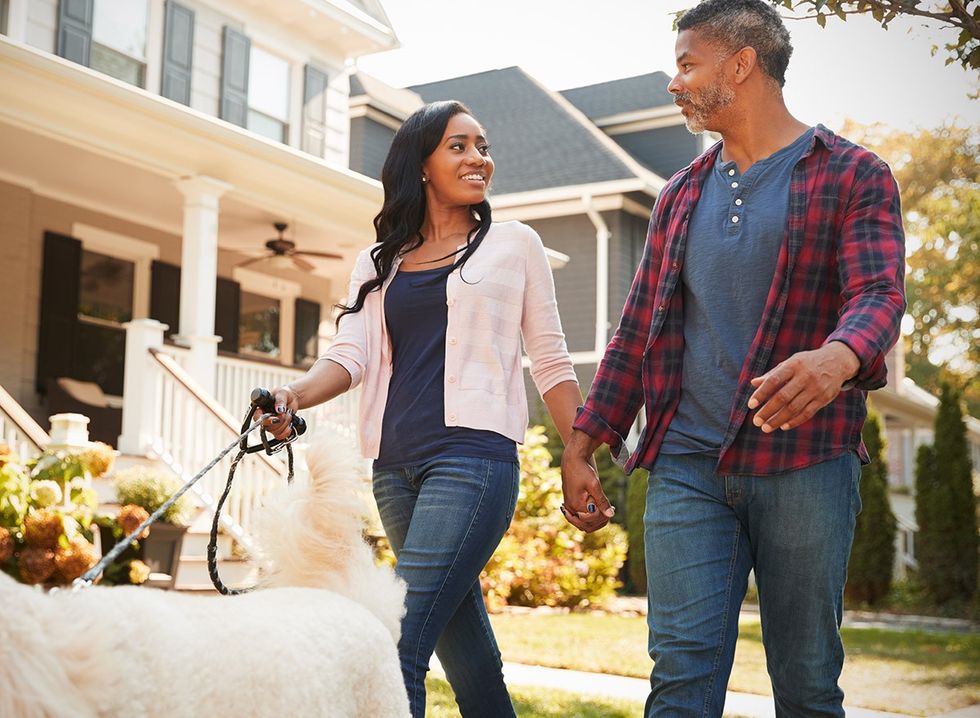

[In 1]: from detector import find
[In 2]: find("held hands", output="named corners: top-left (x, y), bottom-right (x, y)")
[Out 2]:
top-left (747, 341), bottom-right (860, 433)
top-left (559, 447), bottom-right (615, 533)
top-left (252, 386), bottom-right (301, 441)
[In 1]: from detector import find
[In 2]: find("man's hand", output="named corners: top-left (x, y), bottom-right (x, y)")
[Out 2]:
top-left (560, 431), bottom-right (615, 533)
top-left (747, 341), bottom-right (860, 433)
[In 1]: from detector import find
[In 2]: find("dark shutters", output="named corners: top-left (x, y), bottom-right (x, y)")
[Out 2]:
top-left (150, 261), bottom-right (181, 340)
top-left (161, 1), bottom-right (195, 106)
top-left (215, 276), bottom-right (240, 353)
top-left (220, 26), bottom-right (250, 127)
top-left (56, 0), bottom-right (93, 66)
top-left (293, 298), bottom-right (321, 366)
top-left (36, 232), bottom-right (81, 394)
top-left (302, 64), bottom-right (328, 157)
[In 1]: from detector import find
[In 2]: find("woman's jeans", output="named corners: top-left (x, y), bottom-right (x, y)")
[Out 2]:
top-left (643, 451), bottom-right (862, 718)
top-left (373, 457), bottom-right (520, 718)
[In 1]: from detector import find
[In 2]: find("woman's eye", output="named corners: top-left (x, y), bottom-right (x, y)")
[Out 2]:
top-left (479, 144), bottom-right (491, 155)
top-left (450, 142), bottom-right (465, 151)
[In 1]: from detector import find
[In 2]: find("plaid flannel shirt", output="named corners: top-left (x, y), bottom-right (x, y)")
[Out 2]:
top-left (574, 125), bottom-right (906, 475)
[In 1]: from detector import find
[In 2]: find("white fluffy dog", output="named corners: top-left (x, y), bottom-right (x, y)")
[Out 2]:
top-left (0, 437), bottom-right (409, 718)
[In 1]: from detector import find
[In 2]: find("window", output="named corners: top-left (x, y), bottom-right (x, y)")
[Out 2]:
top-left (239, 291), bottom-right (280, 358)
top-left (78, 250), bottom-right (135, 324)
top-left (91, 0), bottom-right (149, 87)
top-left (247, 46), bottom-right (290, 142)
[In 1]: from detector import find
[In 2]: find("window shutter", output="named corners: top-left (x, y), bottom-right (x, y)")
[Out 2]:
top-left (36, 232), bottom-right (81, 394)
top-left (150, 260), bottom-right (181, 340)
top-left (301, 64), bottom-right (329, 157)
top-left (293, 298), bottom-right (321, 365)
top-left (215, 276), bottom-right (240, 353)
top-left (219, 26), bottom-right (250, 127)
top-left (56, 0), bottom-right (93, 66)
top-left (161, 1), bottom-right (195, 106)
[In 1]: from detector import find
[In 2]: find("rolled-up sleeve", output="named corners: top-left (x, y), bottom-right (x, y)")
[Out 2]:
top-left (319, 249), bottom-right (376, 389)
top-left (521, 227), bottom-right (578, 397)
top-left (824, 157), bottom-right (906, 390)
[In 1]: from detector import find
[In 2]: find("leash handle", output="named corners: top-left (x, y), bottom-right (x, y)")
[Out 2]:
top-left (241, 388), bottom-right (306, 455)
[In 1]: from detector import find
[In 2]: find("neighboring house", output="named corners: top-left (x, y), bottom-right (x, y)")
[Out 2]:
top-left (0, 0), bottom-right (398, 587)
top-left (348, 65), bottom-right (980, 575)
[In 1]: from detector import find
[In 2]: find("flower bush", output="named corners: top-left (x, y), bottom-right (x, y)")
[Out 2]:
top-left (481, 427), bottom-right (628, 610)
top-left (113, 466), bottom-right (193, 526)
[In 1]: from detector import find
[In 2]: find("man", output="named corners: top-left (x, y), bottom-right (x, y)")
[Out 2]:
top-left (559, 1), bottom-right (905, 715)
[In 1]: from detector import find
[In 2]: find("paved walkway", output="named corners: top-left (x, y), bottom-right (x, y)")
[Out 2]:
top-left (429, 657), bottom-right (978, 718)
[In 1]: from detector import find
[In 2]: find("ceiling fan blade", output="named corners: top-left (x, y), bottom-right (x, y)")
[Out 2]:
top-left (236, 255), bottom-right (270, 268)
top-left (294, 250), bottom-right (344, 260)
top-left (292, 256), bottom-right (316, 272)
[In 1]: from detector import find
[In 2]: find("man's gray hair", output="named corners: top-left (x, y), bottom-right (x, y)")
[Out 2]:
top-left (677, 0), bottom-right (793, 87)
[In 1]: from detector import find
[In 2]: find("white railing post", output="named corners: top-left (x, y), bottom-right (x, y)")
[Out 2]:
top-left (118, 319), bottom-right (168, 455)
top-left (47, 413), bottom-right (90, 450)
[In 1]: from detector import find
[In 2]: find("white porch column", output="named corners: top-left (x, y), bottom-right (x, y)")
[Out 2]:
top-left (118, 318), bottom-right (167, 455)
top-left (174, 176), bottom-right (231, 395)
top-left (5, 0), bottom-right (29, 43)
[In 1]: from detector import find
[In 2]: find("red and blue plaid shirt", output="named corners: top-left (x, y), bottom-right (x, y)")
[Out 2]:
top-left (574, 125), bottom-right (906, 476)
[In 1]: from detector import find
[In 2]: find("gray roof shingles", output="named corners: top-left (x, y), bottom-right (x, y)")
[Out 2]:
top-left (560, 72), bottom-right (675, 120)
top-left (410, 67), bottom-right (639, 195)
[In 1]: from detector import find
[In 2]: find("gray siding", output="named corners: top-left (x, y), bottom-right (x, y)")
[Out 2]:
top-left (185, 1), bottom-right (236, 118)
top-left (605, 210), bottom-right (650, 327)
top-left (612, 124), bottom-right (701, 180)
top-left (524, 215), bottom-right (597, 355)
top-left (349, 116), bottom-right (395, 180)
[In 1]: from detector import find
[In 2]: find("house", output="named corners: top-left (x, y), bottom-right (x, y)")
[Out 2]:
top-left (0, 0), bottom-right (399, 587)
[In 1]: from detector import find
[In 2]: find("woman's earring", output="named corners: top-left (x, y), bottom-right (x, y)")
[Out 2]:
top-left (421, 175), bottom-right (428, 183)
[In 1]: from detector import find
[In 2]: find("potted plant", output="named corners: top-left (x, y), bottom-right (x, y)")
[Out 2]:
top-left (110, 466), bottom-right (194, 589)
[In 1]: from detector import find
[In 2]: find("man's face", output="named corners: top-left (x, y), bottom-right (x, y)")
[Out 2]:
top-left (668, 29), bottom-right (736, 134)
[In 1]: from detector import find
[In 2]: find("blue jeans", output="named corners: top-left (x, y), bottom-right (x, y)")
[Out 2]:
top-left (643, 451), bottom-right (861, 718)
top-left (373, 457), bottom-right (520, 718)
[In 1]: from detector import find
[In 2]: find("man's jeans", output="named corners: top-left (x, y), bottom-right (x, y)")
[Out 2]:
top-left (373, 457), bottom-right (520, 718)
top-left (644, 451), bottom-right (861, 718)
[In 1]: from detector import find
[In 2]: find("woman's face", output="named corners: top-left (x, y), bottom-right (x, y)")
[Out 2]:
top-left (421, 112), bottom-right (494, 207)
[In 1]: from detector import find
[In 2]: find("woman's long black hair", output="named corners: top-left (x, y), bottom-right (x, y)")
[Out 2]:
top-left (335, 100), bottom-right (492, 324)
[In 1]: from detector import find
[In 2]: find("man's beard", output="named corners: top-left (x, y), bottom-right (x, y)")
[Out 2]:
top-left (676, 78), bottom-right (736, 134)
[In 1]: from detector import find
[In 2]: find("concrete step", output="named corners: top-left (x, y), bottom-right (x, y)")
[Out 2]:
top-left (180, 530), bottom-right (235, 561)
top-left (174, 556), bottom-right (258, 591)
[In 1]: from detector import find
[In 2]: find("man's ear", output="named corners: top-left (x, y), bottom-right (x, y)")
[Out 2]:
top-left (732, 46), bottom-right (758, 85)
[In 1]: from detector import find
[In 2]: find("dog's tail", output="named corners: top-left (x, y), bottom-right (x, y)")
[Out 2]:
top-left (253, 433), bottom-right (406, 641)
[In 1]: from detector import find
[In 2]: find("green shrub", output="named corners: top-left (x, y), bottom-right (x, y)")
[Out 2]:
top-left (915, 382), bottom-right (978, 605)
top-left (481, 427), bottom-right (628, 610)
top-left (846, 408), bottom-right (897, 605)
top-left (114, 467), bottom-right (194, 526)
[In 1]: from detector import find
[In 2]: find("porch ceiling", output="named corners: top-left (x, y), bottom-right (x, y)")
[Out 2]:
top-left (0, 37), bottom-right (381, 277)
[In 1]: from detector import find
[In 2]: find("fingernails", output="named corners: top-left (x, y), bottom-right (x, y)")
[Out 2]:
top-left (604, 507), bottom-right (616, 518)
top-left (747, 398), bottom-right (758, 409)
top-left (780, 423), bottom-right (790, 431)
top-left (761, 424), bottom-right (773, 433)
top-left (559, 505), bottom-right (567, 515)
top-left (276, 404), bottom-right (285, 414)
top-left (587, 502), bottom-right (596, 513)
top-left (753, 415), bottom-right (764, 427)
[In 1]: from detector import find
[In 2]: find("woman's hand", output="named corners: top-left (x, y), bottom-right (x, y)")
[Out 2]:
top-left (253, 386), bottom-right (300, 441)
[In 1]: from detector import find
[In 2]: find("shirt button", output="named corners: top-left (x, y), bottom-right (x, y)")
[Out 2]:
top-left (447, 375), bottom-right (456, 383)
top-left (728, 168), bottom-right (735, 176)
top-left (735, 198), bottom-right (743, 206)
top-left (731, 181), bottom-right (739, 188)
top-left (672, 261), bottom-right (679, 270)
top-left (448, 337), bottom-right (457, 345)
top-left (447, 298), bottom-right (455, 307)
top-left (731, 216), bottom-right (739, 223)
top-left (448, 413), bottom-right (457, 422)
top-left (658, 304), bottom-right (665, 312)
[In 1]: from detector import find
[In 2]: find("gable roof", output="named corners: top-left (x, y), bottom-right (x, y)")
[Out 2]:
top-left (350, 72), bottom-right (423, 120)
top-left (560, 72), bottom-right (675, 121)
top-left (410, 67), bottom-right (663, 196)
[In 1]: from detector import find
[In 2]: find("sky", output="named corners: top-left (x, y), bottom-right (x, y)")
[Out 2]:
top-left (357, 0), bottom-right (978, 133)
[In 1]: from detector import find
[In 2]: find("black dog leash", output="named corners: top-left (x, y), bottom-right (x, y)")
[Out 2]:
top-left (73, 388), bottom-right (305, 594)
top-left (208, 388), bottom-right (307, 595)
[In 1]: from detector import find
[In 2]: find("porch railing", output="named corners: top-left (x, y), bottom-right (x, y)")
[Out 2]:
top-left (0, 383), bottom-right (50, 459)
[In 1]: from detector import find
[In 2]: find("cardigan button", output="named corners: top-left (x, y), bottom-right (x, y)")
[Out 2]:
top-left (448, 337), bottom-right (457, 345)
top-left (448, 413), bottom-right (457, 422)
top-left (447, 298), bottom-right (456, 307)
top-left (447, 375), bottom-right (457, 384)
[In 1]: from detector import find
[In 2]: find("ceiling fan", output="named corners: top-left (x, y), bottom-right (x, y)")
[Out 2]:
top-left (236, 222), bottom-right (343, 273)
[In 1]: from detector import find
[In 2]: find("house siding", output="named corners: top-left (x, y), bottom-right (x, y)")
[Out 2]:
top-left (349, 115), bottom-right (395, 180)
top-left (523, 214), bottom-right (597, 355)
top-left (612, 123), bottom-right (700, 180)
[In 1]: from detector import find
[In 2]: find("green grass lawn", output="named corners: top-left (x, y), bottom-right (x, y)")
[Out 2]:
top-left (489, 612), bottom-right (980, 716)
top-left (425, 677), bottom-right (642, 718)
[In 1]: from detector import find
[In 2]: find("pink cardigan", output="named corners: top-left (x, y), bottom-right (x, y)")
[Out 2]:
top-left (321, 220), bottom-right (578, 459)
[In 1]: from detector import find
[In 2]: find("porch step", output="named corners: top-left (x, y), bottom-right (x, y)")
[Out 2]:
top-left (174, 556), bottom-right (258, 591)
top-left (180, 530), bottom-right (235, 560)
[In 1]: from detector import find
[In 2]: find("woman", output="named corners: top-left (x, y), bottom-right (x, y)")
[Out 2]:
top-left (263, 101), bottom-right (585, 717)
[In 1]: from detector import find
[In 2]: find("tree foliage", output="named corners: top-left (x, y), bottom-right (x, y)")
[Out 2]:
top-left (772, 1), bottom-right (980, 72)
top-left (846, 409), bottom-right (897, 604)
top-left (913, 382), bottom-right (978, 605)
top-left (841, 120), bottom-right (979, 415)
